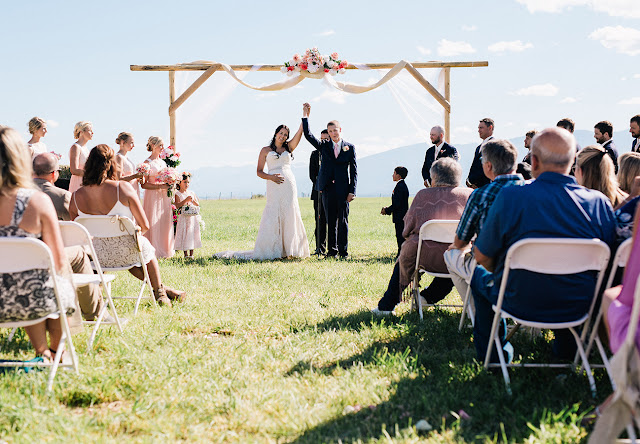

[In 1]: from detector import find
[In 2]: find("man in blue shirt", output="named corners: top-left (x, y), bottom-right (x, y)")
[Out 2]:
top-left (472, 127), bottom-right (616, 363)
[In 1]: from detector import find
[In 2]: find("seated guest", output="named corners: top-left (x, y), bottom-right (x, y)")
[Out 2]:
top-left (33, 153), bottom-right (105, 321)
top-left (444, 140), bottom-right (525, 305)
top-left (0, 127), bottom-right (76, 363)
top-left (516, 162), bottom-right (532, 180)
top-left (617, 152), bottom-right (640, 196)
top-left (603, 203), bottom-right (640, 354)
top-left (613, 153), bottom-right (640, 242)
top-left (372, 158), bottom-right (472, 315)
top-left (69, 145), bottom-right (186, 307)
top-left (575, 145), bottom-right (628, 209)
top-left (471, 127), bottom-right (616, 362)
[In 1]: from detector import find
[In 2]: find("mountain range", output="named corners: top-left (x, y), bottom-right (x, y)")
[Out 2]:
top-left (189, 130), bottom-right (635, 199)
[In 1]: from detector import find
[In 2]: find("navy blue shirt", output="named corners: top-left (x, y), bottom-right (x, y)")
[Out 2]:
top-left (474, 172), bottom-right (616, 321)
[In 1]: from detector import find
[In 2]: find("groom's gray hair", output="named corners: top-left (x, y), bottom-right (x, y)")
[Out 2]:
top-left (430, 158), bottom-right (461, 187)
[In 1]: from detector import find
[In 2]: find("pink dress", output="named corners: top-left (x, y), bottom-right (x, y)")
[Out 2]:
top-left (142, 158), bottom-right (174, 258)
top-left (174, 190), bottom-right (202, 251)
top-left (117, 153), bottom-right (140, 198)
top-left (69, 143), bottom-right (89, 194)
top-left (608, 235), bottom-right (640, 353)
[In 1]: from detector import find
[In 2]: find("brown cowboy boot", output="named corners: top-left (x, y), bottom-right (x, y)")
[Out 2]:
top-left (165, 286), bottom-right (187, 303)
top-left (154, 285), bottom-right (172, 308)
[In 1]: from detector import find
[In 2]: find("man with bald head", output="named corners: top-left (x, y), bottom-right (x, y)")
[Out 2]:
top-left (421, 125), bottom-right (459, 186)
top-left (33, 152), bottom-right (106, 321)
top-left (470, 127), bottom-right (616, 363)
top-left (33, 152), bottom-right (71, 220)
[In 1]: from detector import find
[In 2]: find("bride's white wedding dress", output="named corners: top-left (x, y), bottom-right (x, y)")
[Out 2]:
top-left (216, 151), bottom-right (310, 260)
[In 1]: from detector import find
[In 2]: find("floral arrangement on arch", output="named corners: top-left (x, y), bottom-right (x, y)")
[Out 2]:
top-left (160, 145), bottom-right (181, 168)
top-left (282, 48), bottom-right (348, 76)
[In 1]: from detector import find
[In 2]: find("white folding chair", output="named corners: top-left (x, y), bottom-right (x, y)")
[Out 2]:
top-left (585, 237), bottom-right (633, 379)
top-left (411, 220), bottom-right (460, 321)
top-left (59, 221), bottom-right (123, 349)
top-left (0, 237), bottom-right (79, 392)
top-left (75, 215), bottom-right (156, 315)
top-left (484, 238), bottom-right (610, 396)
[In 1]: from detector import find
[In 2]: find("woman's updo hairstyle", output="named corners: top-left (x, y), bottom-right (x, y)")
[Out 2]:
top-left (146, 136), bottom-right (163, 152)
top-left (115, 132), bottom-right (133, 145)
top-left (28, 117), bottom-right (46, 135)
top-left (82, 144), bottom-right (117, 186)
top-left (73, 121), bottom-right (93, 139)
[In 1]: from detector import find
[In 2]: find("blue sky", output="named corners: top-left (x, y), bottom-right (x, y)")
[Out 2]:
top-left (2, 0), bottom-right (640, 171)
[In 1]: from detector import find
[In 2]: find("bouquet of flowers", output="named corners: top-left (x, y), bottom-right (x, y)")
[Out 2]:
top-left (160, 145), bottom-right (181, 168)
top-left (171, 204), bottom-right (178, 231)
top-left (156, 167), bottom-right (181, 198)
top-left (136, 163), bottom-right (151, 177)
top-left (282, 48), bottom-right (348, 77)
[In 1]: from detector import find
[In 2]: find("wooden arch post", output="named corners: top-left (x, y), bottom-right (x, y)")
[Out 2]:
top-left (131, 61), bottom-right (488, 147)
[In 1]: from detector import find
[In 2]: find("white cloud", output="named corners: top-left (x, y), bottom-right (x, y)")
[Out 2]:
top-left (437, 39), bottom-right (476, 57)
top-left (417, 45), bottom-right (432, 55)
top-left (513, 83), bottom-right (559, 96)
top-left (560, 97), bottom-right (578, 103)
top-left (619, 97), bottom-right (640, 105)
top-left (488, 40), bottom-right (534, 53)
top-left (516, 0), bottom-right (640, 17)
top-left (315, 29), bottom-right (335, 37)
top-left (589, 26), bottom-right (640, 55)
top-left (634, 74), bottom-right (640, 78)
top-left (462, 25), bottom-right (478, 31)
top-left (46, 119), bottom-right (60, 128)
top-left (312, 89), bottom-right (346, 104)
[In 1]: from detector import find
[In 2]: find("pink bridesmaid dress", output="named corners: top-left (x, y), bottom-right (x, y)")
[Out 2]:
top-left (142, 158), bottom-right (175, 258)
top-left (68, 143), bottom-right (89, 194)
top-left (117, 153), bottom-right (140, 198)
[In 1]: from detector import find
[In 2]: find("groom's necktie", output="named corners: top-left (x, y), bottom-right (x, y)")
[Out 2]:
top-left (333, 142), bottom-right (340, 158)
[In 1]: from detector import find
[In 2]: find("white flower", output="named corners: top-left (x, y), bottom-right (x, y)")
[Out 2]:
top-left (339, 68), bottom-right (346, 74)
top-left (327, 60), bottom-right (335, 68)
top-left (308, 64), bottom-right (319, 73)
top-left (280, 66), bottom-right (287, 74)
top-left (330, 69), bottom-right (337, 76)
top-left (323, 55), bottom-right (330, 63)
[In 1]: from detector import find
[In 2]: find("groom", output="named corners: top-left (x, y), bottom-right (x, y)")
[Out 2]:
top-left (302, 102), bottom-right (357, 258)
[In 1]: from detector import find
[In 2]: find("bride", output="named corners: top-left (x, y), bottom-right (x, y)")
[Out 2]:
top-left (216, 123), bottom-right (310, 260)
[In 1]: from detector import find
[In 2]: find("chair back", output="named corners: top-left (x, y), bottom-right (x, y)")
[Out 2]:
top-left (504, 238), bottom-right (610, 275)
top-left (59, 220), bottom-right (93, 249)
top-left (74, 215), bottom-right (138, 238)
top-left (0, 237), bottom-right (54, 272)
top-left (605, 237), bottom-right (634, 289)
top-left (418, 220), bottom-right (459, 244)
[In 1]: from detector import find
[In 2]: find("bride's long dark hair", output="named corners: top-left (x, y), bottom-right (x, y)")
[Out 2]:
top-left (269, 124), bottom-right (293, 158)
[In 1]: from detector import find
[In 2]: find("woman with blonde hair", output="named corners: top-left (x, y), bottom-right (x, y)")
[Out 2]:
top-left (618, 152), bottom-right (640, 195)
top-left (141, 136), bottom-right (174, 258)
top-left (26, 117), bottom-right (47, 160)
top-left (576, 144), bottom-right (627, 209)
top-left (0, 127), bottom-right (76, 362)
top-left (114, 132), bottom-right (143, 198)
top-left (68, 121), bottom-right (93, 193)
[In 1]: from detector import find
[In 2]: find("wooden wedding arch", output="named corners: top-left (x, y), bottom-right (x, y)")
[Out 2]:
top-left (130, 61), bottom-right (488, 146)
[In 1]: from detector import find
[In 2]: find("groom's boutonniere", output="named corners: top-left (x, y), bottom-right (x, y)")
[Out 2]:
top-left (342, 145), bottom-right (349, 152)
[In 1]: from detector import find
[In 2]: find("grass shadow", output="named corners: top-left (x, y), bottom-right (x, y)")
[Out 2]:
top-left (286, 309), bottom-right (605, 442)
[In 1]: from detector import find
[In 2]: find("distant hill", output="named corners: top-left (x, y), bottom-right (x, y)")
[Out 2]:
top-left (190, 129), bottom-right (635, 199)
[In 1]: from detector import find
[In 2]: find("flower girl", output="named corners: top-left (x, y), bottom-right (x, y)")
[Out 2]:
top-left (173, 172), bottom-right (202, 258)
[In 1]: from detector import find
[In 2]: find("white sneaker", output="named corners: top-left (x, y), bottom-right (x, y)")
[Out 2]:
top-left (371, 308), bottom-right (394, 316)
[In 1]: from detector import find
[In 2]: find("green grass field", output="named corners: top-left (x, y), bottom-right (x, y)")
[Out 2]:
top-left (0, 197), bottom-right (609, 443)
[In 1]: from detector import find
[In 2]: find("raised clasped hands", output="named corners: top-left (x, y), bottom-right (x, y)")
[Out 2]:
top-left (302, 103), bottom-right (311, 118)
top-left (271, 173), bottom-right (285, 184)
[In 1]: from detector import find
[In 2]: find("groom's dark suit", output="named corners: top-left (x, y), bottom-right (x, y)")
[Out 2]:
top-left (303, 118), bottom-right (357, 257)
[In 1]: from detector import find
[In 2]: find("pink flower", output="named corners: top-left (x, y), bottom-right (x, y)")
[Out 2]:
top-left (324, 68), bottom-right (329, 73)
top-left (300, 63), bottom-right (308, 70)
top-left (342, 60), bottom-right (348, 67)
top-left (288, 66), bottom-right (295, 71)
top-left (331, 52), bottom-right (339, 59)
top-left (293, 54), bottom-right (301, 61)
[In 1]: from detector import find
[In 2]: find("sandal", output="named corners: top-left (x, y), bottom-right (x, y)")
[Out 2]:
top-left (153, 285), bottom-right (173, 308)
top-left (165, 286), bottom-right (187, 303)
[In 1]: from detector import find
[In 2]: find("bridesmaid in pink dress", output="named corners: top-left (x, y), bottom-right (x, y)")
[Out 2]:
top-left (114, 132), bottom-right (143, 199)
top-left (68, 121), bottom-right (93, 193)
top-left (141, 136), bottom-right (175, 258)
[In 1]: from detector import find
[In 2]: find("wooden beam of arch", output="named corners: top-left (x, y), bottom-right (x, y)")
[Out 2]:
top-left (131, 61), bottom-right (488, 71)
